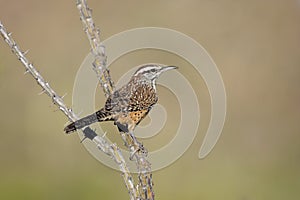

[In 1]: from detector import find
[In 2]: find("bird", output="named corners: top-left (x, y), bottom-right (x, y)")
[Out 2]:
top-left (64, 64), bottom-right (178, 134)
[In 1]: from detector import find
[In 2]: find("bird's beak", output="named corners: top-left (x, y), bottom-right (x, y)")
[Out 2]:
top-left (161, 65), bottom-right (178, 72)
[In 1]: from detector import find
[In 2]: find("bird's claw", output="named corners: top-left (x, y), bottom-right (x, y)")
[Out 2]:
top-left (129, 141), bottom-right (148, 160)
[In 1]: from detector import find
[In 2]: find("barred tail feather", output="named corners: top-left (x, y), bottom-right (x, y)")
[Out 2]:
top-left (64, 108), bottom-right (113, 133)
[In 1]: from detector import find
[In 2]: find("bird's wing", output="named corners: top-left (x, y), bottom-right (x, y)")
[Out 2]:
top-left (104, 84), bottom-right (158, 113)
top-left (104, 85), bottom-right (131, 112)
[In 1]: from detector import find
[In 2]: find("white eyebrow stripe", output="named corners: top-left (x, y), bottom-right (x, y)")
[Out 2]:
top-left (134, 66), bottom-right (158, 75)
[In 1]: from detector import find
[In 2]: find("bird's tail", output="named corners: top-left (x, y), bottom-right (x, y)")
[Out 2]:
top-left (64, 108), bottom-right (113, 133)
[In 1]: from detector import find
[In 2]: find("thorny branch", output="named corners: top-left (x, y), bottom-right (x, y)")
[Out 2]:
top-left (0, 21), bottom-right (137, 200)
top-left (76, 0), bottom-right (114, 97)
top-left (76, 0), bottom-right (155, 199)
top-left (1, 0), bottom-right (155, 198)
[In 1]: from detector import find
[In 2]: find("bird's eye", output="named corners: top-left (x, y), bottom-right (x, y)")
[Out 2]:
top-left (150, 69), bottom-right (155, 72)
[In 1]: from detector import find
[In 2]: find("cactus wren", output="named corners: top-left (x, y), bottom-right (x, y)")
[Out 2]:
top-left (64, 64), bottom-right (177, 134)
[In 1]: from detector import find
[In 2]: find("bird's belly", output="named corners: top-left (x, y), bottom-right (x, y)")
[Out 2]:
top-left (115, 109), bottom-right (149, 132)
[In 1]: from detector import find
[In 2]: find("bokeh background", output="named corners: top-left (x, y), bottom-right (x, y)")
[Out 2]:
top-left (0, 0), bottom-right (300, 199)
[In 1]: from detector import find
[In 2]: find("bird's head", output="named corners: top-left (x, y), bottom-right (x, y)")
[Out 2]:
top-left (133, 64), bottom-right (178, 81)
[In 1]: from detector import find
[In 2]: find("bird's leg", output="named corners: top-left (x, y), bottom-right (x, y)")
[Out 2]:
top-left (115, 121), bottom-right (147, 159)
top-left (128, 133), bottom-right (139, 160)
top-left (127, 131), bottom-right (148, 160)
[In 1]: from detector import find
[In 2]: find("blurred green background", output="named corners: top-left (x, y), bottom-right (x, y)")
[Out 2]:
top-left (0, 0), bottom-right (300, 199)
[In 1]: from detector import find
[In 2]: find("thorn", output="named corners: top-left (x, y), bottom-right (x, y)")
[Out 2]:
top-left (8, 32), bottom-right (12, 36)
top-left (80, 136), bottom-right (88, 143)
top-left (64, 121), bottom-right (72, 127)
top-left (96, 28), bottom-right (100, 35)
top-left (102, 131), bottom-right (107, 138)
top-left (24, 69), bottom-right (30, 75)
top-left (38, 89), bottom-right (46, 95)
top-left (87, 7), bottom-right (93, 13)
top-left (48, 102), bottom-right (56, 110)
top-left (76, 110), bottom-right (84, 117)
top-left (61, 93), bottom-right (67, 99)
top-left (23, 49), bottom-right (30, 55)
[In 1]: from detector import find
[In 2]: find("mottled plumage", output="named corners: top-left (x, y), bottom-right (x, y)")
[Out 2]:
top-left (64, 64), bottom-right (177, 133)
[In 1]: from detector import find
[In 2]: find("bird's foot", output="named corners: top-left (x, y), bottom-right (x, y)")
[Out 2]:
top-left (129, 142), bottom-right (148, 160)
top-left (128, 132), bottom-right (148, 160)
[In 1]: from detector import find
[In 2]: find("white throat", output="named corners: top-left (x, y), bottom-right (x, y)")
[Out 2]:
top-left (152, 79), bottom-right (157, 91)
